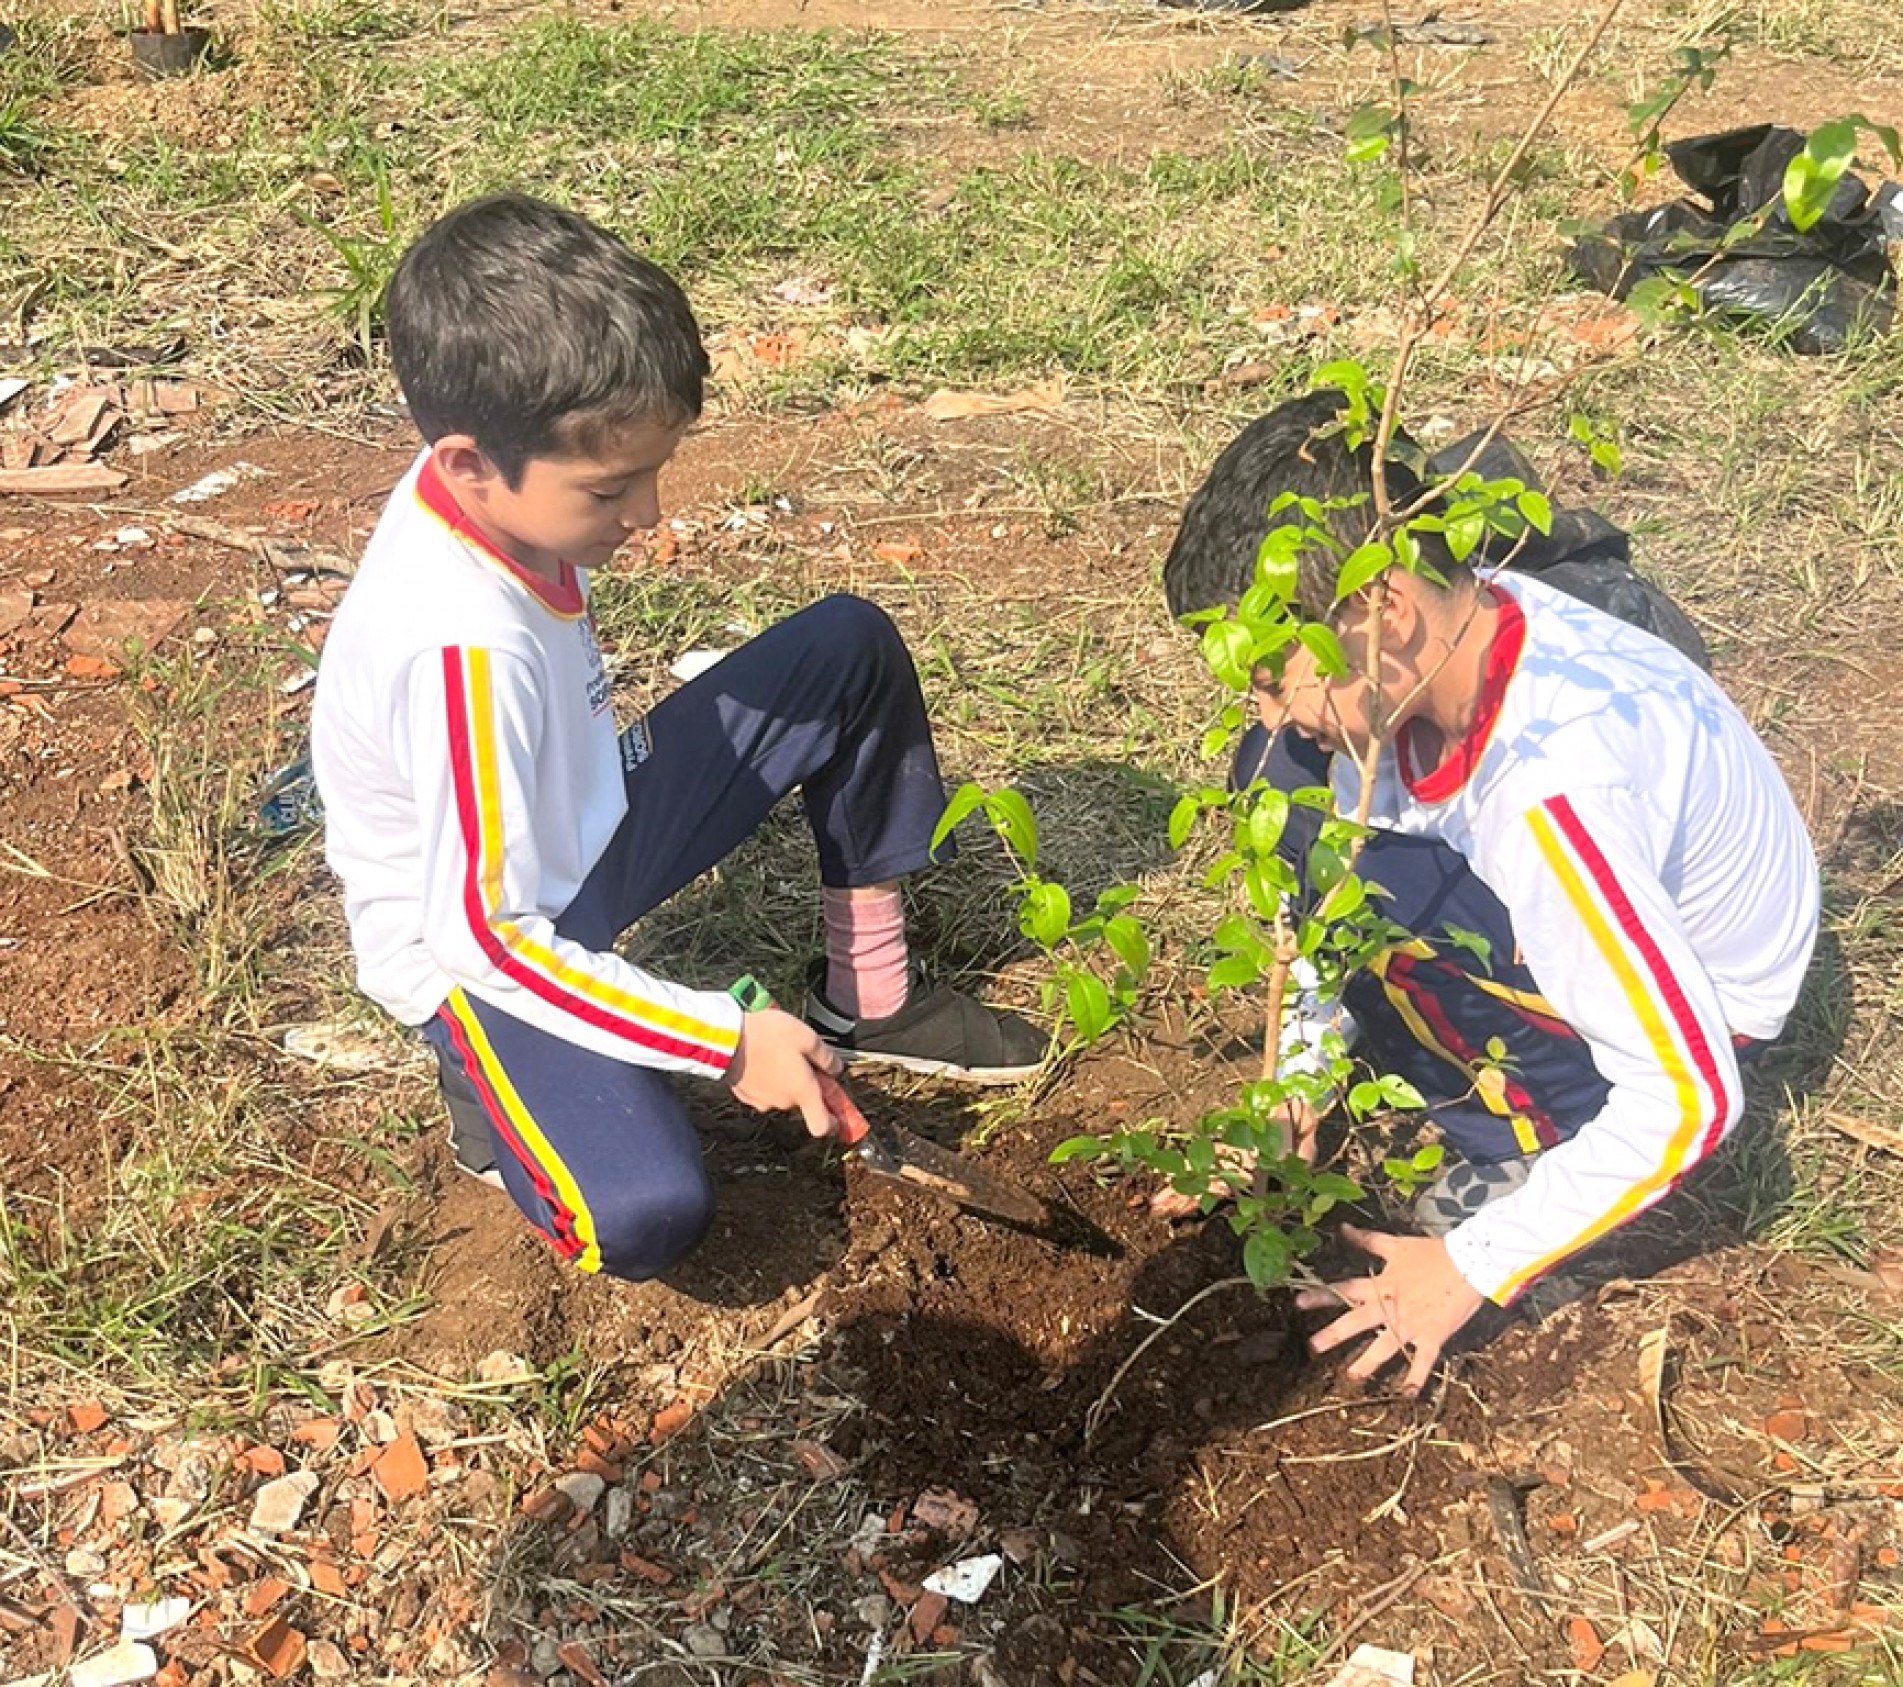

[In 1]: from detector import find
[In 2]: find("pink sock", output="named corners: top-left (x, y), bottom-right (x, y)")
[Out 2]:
top-left (822, 886), bottom-right (911, 1021)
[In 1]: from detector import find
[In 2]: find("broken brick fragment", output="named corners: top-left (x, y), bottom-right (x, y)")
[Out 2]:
top-left (246, 1616), bottom-right (310, 1679)
top-left (909, 1591), bottom-right (949, 1644)
top-left (557, 1641), bottom-right (612, 1687)
top-left (371, 1431), bottom-right (429, 1504)
top-left (649, 1400), bottom-right (696, 1443)
top-left (1565, 1616), bottom-right (1605, 1672)
top-left (244, 1576), bottom-right (291, 1617)
top-left (619, 1552), bottom-right (674, 1586)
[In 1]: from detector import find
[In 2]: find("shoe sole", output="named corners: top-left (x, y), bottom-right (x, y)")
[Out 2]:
top-left (829, 1045), bottom-right (1042, 1087)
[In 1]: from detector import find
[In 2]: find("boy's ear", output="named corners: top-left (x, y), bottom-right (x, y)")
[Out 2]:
top-left (429, 435), bottom-right (498, 494)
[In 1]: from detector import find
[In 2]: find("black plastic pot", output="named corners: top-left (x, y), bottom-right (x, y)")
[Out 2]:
top-left (130, 27), bottom-right (210, 78)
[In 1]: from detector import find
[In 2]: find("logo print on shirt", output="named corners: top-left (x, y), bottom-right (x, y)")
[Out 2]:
top-left (579, 615), bottom-right (611, 716)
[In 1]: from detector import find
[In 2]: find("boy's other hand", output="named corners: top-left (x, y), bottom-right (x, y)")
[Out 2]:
top-left (1149, 1098), bottom-right (1319, 1220)
top-left (1293, 1225), bottom-right (1484, 1397)
top-left (726, 1007), bottom-right (843, 1140)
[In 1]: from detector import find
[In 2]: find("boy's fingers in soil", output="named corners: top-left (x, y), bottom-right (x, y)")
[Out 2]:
top-left (1305, 1287), bottom-right (1390, 1353)
top-left (1338, 1221), bottom-right (1397, 1260)
top-left (1293, 1284), bottom-right (1350, 1310)
top-left (1148, 1186), bottom-right (1204, 1220)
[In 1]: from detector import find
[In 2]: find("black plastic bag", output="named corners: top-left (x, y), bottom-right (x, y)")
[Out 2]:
top-left (1568, 123), bottom-right (1900, 354)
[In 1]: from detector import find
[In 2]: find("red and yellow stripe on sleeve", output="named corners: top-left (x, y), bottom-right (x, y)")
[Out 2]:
top-left (440, 647), bottom-right (739, 1073)
top-left (1505, 794), bottom-right (1732, 1300)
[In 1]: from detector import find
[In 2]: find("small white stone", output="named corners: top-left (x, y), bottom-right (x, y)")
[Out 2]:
top-left (64, 1547), bottom-right (108, 1577)
top-left (603, 1485), bottom-right (633, 1538)
top-left (475, 1350), bottom-right (534, 1384)
top-left (248, 1470), bottom-right (319, 1536)
top-left (68, 1640), bottom-right (159, 1687)
top-left (682, 1623), bottom-right (724, 1659)
top-left (121, 1597), bottom-right (191, 1641)
top-left (922, 1553), bottom-right (1003, 1604)
top-left (553, 1471), bottom-right (604, 1515)
top-left (307, 1639), bottom-right (351, 1680)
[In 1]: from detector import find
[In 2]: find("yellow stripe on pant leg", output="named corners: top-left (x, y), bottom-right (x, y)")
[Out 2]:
top-left (447, 988), bottom-right (603, 1273)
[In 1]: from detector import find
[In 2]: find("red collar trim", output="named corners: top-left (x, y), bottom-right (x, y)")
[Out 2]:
top-left (1399, 583), bottom-right (1525, 803)
top-left (414, 456), bottom-right (586, 617)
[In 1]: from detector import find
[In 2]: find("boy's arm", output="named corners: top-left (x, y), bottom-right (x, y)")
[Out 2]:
top-left (1442, 786), bottom-right (1745, 1303)
top-left (404, 644), bottom-right (744, 1077)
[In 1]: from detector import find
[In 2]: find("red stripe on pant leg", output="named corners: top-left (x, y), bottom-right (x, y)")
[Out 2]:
top-left (436, 1002), bottom-right (584, 1261)
top-left (1390, 954), bottom-right (1559, 1147)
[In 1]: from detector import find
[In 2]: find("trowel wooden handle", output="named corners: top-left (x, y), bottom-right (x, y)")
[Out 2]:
top-left (818, 1070), bottom-right (871, 1146)
top-left (730, 974), bottom-right (870, 1147)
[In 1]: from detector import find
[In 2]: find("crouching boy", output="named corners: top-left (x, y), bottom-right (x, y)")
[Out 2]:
top-left (1162, 393), bottom-right (1820, 1391)
top-left (312, 195), bottom-right (1039, 1280)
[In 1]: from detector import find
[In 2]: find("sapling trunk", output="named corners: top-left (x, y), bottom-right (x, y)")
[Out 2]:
top-left (143, 0), bottom-right (165, 33)
top-left (159, 0), bottom-right (180, 34)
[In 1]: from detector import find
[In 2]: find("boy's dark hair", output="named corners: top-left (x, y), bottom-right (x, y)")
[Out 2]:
top-left (385, 194), bottom-right (710, 486)
top-left (1163, 389), bottom-right (1458, 623)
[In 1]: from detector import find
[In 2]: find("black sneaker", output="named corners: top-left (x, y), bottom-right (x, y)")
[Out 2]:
top-left (802, 963), bottom-right (1046, 1085)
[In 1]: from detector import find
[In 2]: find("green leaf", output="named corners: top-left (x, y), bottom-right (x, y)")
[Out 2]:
top-left (930, 782), bottom-right (989, 859)
top-left (1321, 874), bottom-right (1366, 922)
top-left (1377, 1075), bottom-right (1427, 1110)
top-left (1307, 840), bottom-right (1347, 895)
top-left (1349, 1080), bottom-right (1381, 1114)
top-left (1020, 879), bottom-right (1072, 948)
top-left (1168, 793), bottom-right (1201, 851)
top-left (1296, 621), bottom-right (1349, 678)
top-left (1253, 528), bottom-right (1301, 602)
top-left (1244, 788), bottom-right (1290, 858)
top-left (1783, 118), bottom-right (1857, 233)
top-left (1314, 1172), bottom-right (1362, 1202)
top-left (1213, 911), bottom-right (1256, 954)
top-left (1335, 542), bottom-right (1392, 601)
top-left (987, 787), bottom-right (1038, 868)
top-left (1444, 510), bottom-right (1483, 564)
top-left (1201, 617), bottom-right (1258, 691)
top-left (1242, 1226), bottom-right (1294, 1289)
top-left (1102, 914), bottom-right (1150, 978)
top-left (1048, 1134), bottom-right (1108, 1165)
top-left (1065, 970), bottom-right (1115, 1043)
top-left (1199, 722), bottom-right (1233, 760)
top-left (1517, 490), bottom-right (1553, 536)
top-left (1411, 1144), bottom-right (1445, 1173)
top-left (1845, 113), bottom-right (1901, 168)
top-left (1344, 103), bottom-right (1395, 163)
top-left (1441, 922), bottom-right (1493, 971)
top-left (1203, 849), bottom-right (1245, 889)
top-left (1207, 952), bottom-right (1262, 991)
top-left (1626, 274), bottom-right (1697, 329)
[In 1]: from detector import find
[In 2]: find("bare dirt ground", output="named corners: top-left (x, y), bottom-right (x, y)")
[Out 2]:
top-left (3, 1), bottom-right (1902, 1684)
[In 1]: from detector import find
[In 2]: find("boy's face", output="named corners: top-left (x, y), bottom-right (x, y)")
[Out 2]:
top-left (435, 416), bottom-right (687, 575)
top-left (1251, 595), bottom-right (1399, 761)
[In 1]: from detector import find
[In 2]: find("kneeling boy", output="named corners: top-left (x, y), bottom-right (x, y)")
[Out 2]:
top-left (313, 195), bottom-right (1040, 1281)
top-left (1164, 393), bottom-right (1819, 1392)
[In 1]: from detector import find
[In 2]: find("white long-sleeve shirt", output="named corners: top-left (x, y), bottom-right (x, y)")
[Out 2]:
top-left (311, 452), bottom-right (743, 1077)
top-left (1334, 575), bottom-right (1818, 1302)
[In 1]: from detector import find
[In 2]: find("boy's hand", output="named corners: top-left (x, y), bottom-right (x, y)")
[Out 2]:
top-left (725, 1007), bottom-right (843, 1140)
top-left (1294, 1225), bottom-right (1484, 1397)
top-left (1149, 1098), bottom-right (1319, 1220)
